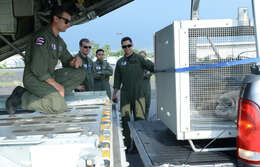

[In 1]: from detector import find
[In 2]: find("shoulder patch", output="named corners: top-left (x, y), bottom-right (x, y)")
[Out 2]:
top-left (51, 43), bottom-right (56, 50)
top-left (35, 37), bottom-right (45, 46)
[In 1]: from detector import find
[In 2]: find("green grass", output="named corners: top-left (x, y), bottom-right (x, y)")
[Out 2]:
top-left (0, 71), bottom-right (15, 77)
top-left (0, 64), bottom-right (7, 69)
top-left (0, 80), bottom-right (23, 87)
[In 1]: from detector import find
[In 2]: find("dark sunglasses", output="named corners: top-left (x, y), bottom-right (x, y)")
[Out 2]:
top-left (122, 44), bottom-right (132, 49)
top-left (57, 16), bottom-right (71, 24)
top-left (83, 46), bottom-right (92, 49)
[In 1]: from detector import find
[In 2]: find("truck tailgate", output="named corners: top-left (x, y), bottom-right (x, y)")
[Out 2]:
top-left (129, 120), bottom-right (237, 167)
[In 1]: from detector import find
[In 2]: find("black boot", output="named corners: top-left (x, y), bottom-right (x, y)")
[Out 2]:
top-left (5, 86), bottom-right (26, 116)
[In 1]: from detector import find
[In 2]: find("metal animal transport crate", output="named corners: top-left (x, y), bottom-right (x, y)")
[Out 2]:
top-left (155, 19), bottom-right (256, 140)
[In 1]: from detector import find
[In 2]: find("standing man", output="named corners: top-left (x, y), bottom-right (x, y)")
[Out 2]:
top-left (75, 38), bottom-right (94, 91)
top-left (139, 50), bottom-right (152, 120)
top-left (93, 49), bottom-right (113, 99)
top-left (6, 6), bottom-right (85, 115)
top-left (112, 37), bottom-right (154, 150)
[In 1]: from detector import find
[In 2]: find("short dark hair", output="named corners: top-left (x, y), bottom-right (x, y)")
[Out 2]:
top-left (79, 38), bottom-right (90, 46)
top-left (139, 50), bottom-right (147, 56)
top-left (96, 49), bottom-right (104, 54)
top-left (51, 6), bottom-right (71, 23)
top-left (121, 36), bottom-right (132, 45)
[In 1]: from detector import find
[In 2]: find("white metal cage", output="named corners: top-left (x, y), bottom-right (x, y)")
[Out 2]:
top-left (155, 19), bottom-right (256, 140)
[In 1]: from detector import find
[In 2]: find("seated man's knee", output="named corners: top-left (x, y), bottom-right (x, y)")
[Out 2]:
top-left (46, 92), bottom-right (67, 114)
top-left (52, 103), bottom-right (67, 113)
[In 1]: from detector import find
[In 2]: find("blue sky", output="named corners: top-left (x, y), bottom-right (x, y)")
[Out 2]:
top-left (61, 0), bottom-right (253, 52)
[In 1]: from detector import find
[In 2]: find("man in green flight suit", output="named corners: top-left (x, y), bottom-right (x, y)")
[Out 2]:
top-left (139, 50), bottom-right (153, 120)
top-left (5, 6), bottom-right (86, 116)
top-left (93, 49), bottom-right (113, 99)
top-left (112, 37), bottom-right (154, 151)
top-left (75, 38), bottom-right (94, 91)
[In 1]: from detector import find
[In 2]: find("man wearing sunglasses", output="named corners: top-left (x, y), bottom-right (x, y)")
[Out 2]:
top-left (112, 37), bottom-right (154, 151)
top-left (5, 6), bottom-right (85, 115)
top-left (75, 38), bottom-right (94, 92)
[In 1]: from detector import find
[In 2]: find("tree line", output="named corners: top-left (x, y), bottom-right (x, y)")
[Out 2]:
top-left (89, 40), bottom-right (154, 59)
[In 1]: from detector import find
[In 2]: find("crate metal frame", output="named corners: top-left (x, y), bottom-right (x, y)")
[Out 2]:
top-left (155, 19), bottom-right (256, 140)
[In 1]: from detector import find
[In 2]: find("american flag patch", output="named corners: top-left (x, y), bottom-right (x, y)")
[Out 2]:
top-left (35, 37), bottom-right (45, 46)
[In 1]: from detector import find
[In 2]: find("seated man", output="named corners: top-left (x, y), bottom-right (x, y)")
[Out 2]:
top-left (5, 6), bottom-right (85, 116)
top-left (93, 49), bottom-right (113, 99)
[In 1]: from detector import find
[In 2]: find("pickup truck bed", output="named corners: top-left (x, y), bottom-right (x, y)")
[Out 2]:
top-left (129, 120), bottom-right (237, 167)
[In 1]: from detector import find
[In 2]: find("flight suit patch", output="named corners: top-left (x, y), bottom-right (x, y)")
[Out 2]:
top-left (83, 64), bottom-right (88, 68)
top-left (59, 46), bottom-right (63, 52)
top-left (51, 43), bottom-right (56, 50)
top-left (96, 66), bottom-right (101, 70)
top-left (121, 61), bottom-right (127, 66)
top-left (35, 37), bottom-right (45, 46)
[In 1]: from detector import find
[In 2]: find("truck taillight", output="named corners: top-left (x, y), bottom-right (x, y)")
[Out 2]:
top-left (237, 98), bottom-right (260, 164)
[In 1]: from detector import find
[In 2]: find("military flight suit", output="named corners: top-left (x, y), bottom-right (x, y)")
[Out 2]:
top-left (21, 26), bottom-right (85, 114)
top-left (143, 66), bottom-right (152, 120)
top-left (75, 52), bottom-right (94, 91)
top-left (93, 60), bottom-right (113, 99)
top-left (113, 53), bottom-right (154, 148)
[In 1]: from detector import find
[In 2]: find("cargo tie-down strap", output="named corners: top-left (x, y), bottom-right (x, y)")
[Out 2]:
top-left (154, 57), bottom-right (260, 73)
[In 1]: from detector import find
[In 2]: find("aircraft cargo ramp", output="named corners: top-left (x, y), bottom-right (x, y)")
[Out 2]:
top-left (0, 91), bottom-right (128, 167)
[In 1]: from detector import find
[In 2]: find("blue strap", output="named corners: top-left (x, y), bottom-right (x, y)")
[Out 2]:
top-left (154, 58), bottom-right (260, 73)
